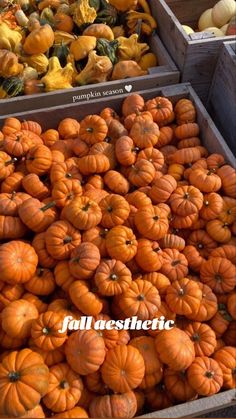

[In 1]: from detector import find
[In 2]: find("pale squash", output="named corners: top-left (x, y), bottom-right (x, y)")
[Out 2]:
top-left (212, 0), bottom-right (236, 27)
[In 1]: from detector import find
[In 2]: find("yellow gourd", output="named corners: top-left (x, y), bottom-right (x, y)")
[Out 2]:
top-left (138, 53), bottom-right (157, 71)
top-left (111, 61), bottom-right (147, 80)
top-left (75, 51), bottom-right (113, 85)
top-left (20, 53), bottom-right (49, 74)
top-left (41, 56), bottom-right (74, 91)
top-left (54, 30), bottom-right (77, 45)
top-left (71, 0), bottom-right (97, 26)
top-left (83, 23), bottom-right (114, 40)
top-left (0, 49), bottom-right (23, 77)
top-left (117, 34), bottom-right (149, 62)
top-left (182, 25), bottom-right (194, 34)
top-left (70, 36), bottom-right (97, 60)
top-left (0, 22), bottom-right (22, 51)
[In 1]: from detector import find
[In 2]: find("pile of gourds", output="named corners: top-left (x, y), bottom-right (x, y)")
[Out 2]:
top-left (0, 0), bottom-right (158, 99)
top-left (0, 92), bottom-right (235, 418)
top-left (182, 0), bottom-right (236, 36)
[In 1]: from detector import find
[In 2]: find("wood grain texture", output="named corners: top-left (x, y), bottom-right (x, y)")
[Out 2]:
top-left (150, 0), bottom-right (235, 103)
top-left (207, 41), bottom-right (236, 155)
top-left (0, 34), bottom-right (179, 117)
top-left (0, 83), bottom-right (235, 167)
top-left (137, 389), bottom-right (236, 418)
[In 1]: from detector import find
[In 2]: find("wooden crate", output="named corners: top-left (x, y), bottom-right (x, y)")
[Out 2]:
top-left (0, 35), bottom-right (179, 117)
top-left (0, 83), bottom-right (235, 167)
top-left (150, 0), bottom-right (236, 103)
top-left (0, 83), bottom-right (235, 418)
top-left (207, 41), bottom-right (236, 156)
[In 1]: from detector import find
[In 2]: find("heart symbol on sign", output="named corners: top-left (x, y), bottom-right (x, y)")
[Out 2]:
top-left (125, 85), bottom-right (133, 93)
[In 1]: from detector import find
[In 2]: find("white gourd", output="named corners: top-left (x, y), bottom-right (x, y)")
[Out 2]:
top-left (182, 25), bottom-right (194, 35)
top-left (212, 0), bottom-right (236, 27)
top-left (198, 8), bottom-right (214, 30)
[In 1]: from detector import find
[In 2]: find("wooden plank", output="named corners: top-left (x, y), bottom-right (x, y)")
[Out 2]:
top-left (0, 82), bottom-right (235, 168)
top-left (150, 0), bottom-right (235, 102)
top-left (0, 34), bottom-right (179, 117)
top-left (137, 389), bottom-right (236, 418)
top-left (207, 41), bottom-right (236, 155)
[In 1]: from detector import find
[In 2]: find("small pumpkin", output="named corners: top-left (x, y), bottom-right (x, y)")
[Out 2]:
top-left (187, 357), bottom-right (223, 396)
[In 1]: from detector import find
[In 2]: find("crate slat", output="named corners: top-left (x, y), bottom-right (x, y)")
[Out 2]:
top-left (207, 41), bottom-right (236, 155)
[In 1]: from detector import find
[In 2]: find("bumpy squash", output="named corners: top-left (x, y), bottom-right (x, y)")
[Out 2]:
top-left (20, 53), bottom-right (49, 74)
top-left (0, 76), bottom-right (24, 99)
top-left (71, 0), bottom-right (97, 26)
top-left (0, 50), bottom-right (23, 78)
top-left (75, 51), bottom-right (112, 85)
top-left (117, 34), bottom-right (149, 62)
top-left (0, 22), bottom-right (22, 51)
top-left (96, 38), bottom-right (119, 65)
top-left (111, 61), bottom-right (147, 80)
top-left (41, 57), bottom-right (73, 91)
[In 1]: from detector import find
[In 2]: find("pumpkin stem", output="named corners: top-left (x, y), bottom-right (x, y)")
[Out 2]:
top-left (183, 192), bottom-right (189, 199)
top-left (64, 235), bottom-right (72, 244)
top-left (60, 380), bottom-right (69, 389)
top-left (37, 267), bottom-right (44, 277)
top-left (205, 370), bottom-right (215, 379)
top-left (171, 259), bottom-right (180, 266)
top-left (215, 274), bottom-right (222, 282)
top-left (191, 333), bottom-right (200, 342)
top-left (100, 228), bottom-right (108, 238)
top-left (86, 127), bottom-right (94, 133)
top-left (137, 293), bottom-right (145, 301)
top-left (10, 191), bottom-right (17, 199)
top-left (41, 201), bottom-right (56, 211)
top-left (42, 327), bottom-right (50, 335)
top-left (5, 157), bottom-right (17, 166)
top-left (178, 288), bottom-right (185, 296)
top-left (8, 371), bottom-right (20, 382)
top-left (126, 240), bottom-right (132, 245)
top-left (82, 203), bottom-right (90, 211)
top-left (154, 247), bottom-right (161, 253)
top-left (110, 273), bottom-right (118, 281)
top-left (153, 215), bottom-right (159, 221)
top-left (65, 172), bottom-right (72, 178)
top-left (107, 206), bottom-right (113, 213)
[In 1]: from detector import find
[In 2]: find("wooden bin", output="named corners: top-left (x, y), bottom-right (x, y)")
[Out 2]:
top-left (150, 0), bottom-right (236, 103)
top-left (207, 41), bottom-right (236, 156)
top-left (0, 83), bottom-right (235, 419)
top-left (0, 35), bottom-right (179, 117)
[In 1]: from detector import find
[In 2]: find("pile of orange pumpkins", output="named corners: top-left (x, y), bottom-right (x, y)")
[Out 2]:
top-left (0, 92), bottom-right (235, 418)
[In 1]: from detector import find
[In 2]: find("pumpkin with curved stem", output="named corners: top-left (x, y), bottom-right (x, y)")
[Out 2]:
top-left (31, 311), bottom-right (67, 351)
top-left (69, 242), bottom-right (100, 280)
top-left (45, 220), bottom-right (81, 260)
top-left (1, 299), bottom-right (38, 339)
top-left (0, 240), bottom-right (38, 284)
top-left (1, 171), bottom-right (24, 193)
top-left (43, 363), bottom-right (83, 412)
top-left (52, 179), bottom-right (83, 207)
top-left (184, 322), bottom-right (217, 356)
top-left (118, 279), bottom-right (161, 320)
top-left (82, 226), bottom-right (109, 258)
top-left (213, 346), bottom-right (236, 389)
top-left (101, 345), bottom-right (145, 393)
top-left (206, 219), bottom-right (232, 243)
top-left (24, 267), bottom-right (55, 296)
top-left (65, 329), bottom-right (106, 375)
top-left (94, 259), bottom-right (132, 296)
top-left (69, 280), bottom-right (103, 316)
top-left (0, 349), bottom-right (49, 417)
top-left (165, 278), bottom-right (202, 318)
top-left (18, 197), bottom-right (58, 233)
top-left (99, 194), bottom-right (130, 228)
top-left (106, 225), bottom-right (137, 262)
top-left (187, 357), bottom-right (223, 396)
top-left (50, 161), bottom-right (81, 184)
top-left (199, 192), bottom-right (224, 220)
top-left (130, 336), bottom-right (163, 389)
top-left (0, 191), bottom-right (30, 216)
top-left (189, 167), bottom-right (222, 193)
top-left (200, 257), bottom-right (236, 294)
top-left (135, 238), bottom-right (162, 272)
top-left (3, 130), bottom-right (40, 157)
top-left (128, 159), bottom-right (155, 187)
top-left (164, 369), bottom-right (197, 402)
top-left (155, 328), bottom-right (195, 371)
top-left (62, 196), bottom-right (102, 230)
